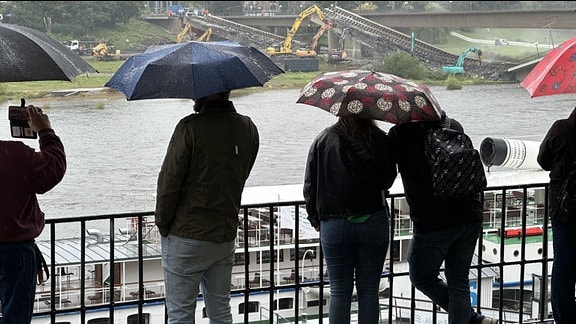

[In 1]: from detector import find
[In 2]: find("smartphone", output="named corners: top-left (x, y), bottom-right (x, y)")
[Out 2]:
top-left (8, 105), bottom-right (37, 139)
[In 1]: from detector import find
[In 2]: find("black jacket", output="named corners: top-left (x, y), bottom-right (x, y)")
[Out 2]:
top-left (388, 119), bottom-right (483, 234)
top-left (537, 107), bottom-right (576, 222)
top-left (303, 127), bottom-right (397, 229)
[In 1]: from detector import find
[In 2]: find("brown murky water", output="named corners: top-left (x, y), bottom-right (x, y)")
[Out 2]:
top-left (1, 84), bottom-right (574, 219)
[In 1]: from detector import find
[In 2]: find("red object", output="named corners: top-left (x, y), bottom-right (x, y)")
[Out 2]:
top-left (521, 37), bottom-right (576, 98)
top-left (500, 226), bottom-right (543, 238)
top-left (296, 70), bottom-right (442, 125)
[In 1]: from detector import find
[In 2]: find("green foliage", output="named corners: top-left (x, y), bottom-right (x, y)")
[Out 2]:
top-left (413, 27), bottom-right (451, 44)
top-left (445, 76), bottom-right (463, 90)
top-left (205, 1), bottom-right (244, 16)
top-left (85, 17), bottom-right (174, 51)
top-left (0, 1), bottom-right (143, 35)
top-left (0, 83), bottom-right (7, 96)
top-left (377, 51), bottom-right (427, 80)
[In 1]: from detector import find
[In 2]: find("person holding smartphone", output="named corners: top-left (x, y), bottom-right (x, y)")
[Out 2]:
top-left (0, 105), bottom-right (67, 323)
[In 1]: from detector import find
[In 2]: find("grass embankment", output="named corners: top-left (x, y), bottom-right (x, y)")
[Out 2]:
top-left (0, 59), bottom-right (352, 101)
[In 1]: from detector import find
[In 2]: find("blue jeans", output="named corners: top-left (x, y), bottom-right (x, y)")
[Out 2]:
top-left (551, 220), bottom-right (576, 324)
top-left (408, 222), bottom-right (487, 324)
top-left (320, 208), bottom-right (390, 324)
top-left (161, 235), bottom-right (235, 324)
top-left (0, 242), bottom-right (39, 324)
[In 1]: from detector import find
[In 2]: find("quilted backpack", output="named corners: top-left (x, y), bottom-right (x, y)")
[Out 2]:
top-left (424, 126), bottom-right (487, 199)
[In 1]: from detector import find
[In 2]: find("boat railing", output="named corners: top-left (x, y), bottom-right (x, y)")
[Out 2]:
top-left (28, 181), bottom-right (554, 323)
top-left (259, 305), bottom-right (290, 323)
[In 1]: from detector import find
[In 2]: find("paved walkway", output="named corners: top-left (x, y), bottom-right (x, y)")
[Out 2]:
top-left (46, 88), bottom-right (124, 98)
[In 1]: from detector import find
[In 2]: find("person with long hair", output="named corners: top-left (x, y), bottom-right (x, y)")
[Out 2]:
top-left (304, 115), bottom-right (397, 323)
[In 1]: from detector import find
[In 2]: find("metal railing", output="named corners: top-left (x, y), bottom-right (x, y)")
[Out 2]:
top-left (27, 181), bottom-right (553, 324)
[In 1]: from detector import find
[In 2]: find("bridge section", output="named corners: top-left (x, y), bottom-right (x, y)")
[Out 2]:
top-left (224, 9), bottom-right (576, 30)
top-left (184, 15), bottom-right (302, 53)
top-left (149, 8), bottom-right (519, 79)
top-left (322, 6), bottom-right (515, 79)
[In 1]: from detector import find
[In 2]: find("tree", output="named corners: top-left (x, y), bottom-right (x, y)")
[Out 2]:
top-left (378, 51), bottom-right (427, 80)
top-left (204, 1), bottom-right (243, 16)
top-left (0, 1), bottom-right (142, 35)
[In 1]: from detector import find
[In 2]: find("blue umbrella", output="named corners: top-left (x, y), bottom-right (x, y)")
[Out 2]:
top-left (105, 41), bottom-right (284, 101)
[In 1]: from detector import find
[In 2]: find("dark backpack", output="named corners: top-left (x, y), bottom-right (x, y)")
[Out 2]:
top-left (556, 122), bottom-right (576, 222)
top-left (557, 162), bottom-right (576, 222)
top-left (424, 126), bottom-right (487, 199)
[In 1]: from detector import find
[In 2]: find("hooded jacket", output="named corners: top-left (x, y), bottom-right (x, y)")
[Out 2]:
top-left (0, 129), bottom-right (66, 243)
top-left (537, 107), bottom-right (576, 222)
top-left (155, 100), bottom-right (259, 242)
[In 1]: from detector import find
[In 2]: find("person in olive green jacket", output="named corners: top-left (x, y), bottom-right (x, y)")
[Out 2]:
top-left (155, 90), bottom-right (259, 323)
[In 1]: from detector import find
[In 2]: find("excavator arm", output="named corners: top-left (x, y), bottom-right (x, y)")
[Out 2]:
top-left (295, 21), bottom-right (333, 58)
top-left (196, 28), bottom-right (212, 42)
top-left (309, 22), bottom-right (332, 53)
top-left (442, 47), bottom-right (483, 74)
top-left (176, 23), bottom-right (194, 43)
top-left (267, 4), bottom-right (325, 56)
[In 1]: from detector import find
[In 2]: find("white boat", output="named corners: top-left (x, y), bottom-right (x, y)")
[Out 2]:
top-left (27, 137), bottom-right (554, 323)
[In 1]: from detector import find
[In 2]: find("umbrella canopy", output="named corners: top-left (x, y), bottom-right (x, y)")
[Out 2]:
top-left (105, 41), bottom-right (285, 101)
top-left (0, 24), bottom-right (97, 82)
top-left (296, 70), bottom-right (442, 124)
top-left (521, 37), bottom-right (576, 98)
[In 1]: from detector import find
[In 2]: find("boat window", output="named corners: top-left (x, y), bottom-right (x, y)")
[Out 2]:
top-left (290, 247), bottom-right (317, 261)
top-left (87, 319), bottom-right (109, 324)
top-left (234, 252), bottom-right (245, 266)
top-left (202, 307), bottom-right (208, 318)
top-left (391, 240), bottom-right (400, 262)
top-left (306, 298), bottom-right (327, 307)
top-left (257, 250), bottom-right (283, 264)
top-left (239, 301), bottom-right (259, 314)
top-left (273, 297), bottom-right (293, 310)
top-left (127, 313), bottom-right (150, 324)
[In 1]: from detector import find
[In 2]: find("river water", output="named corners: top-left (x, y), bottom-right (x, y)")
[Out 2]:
top-left (1, 83), bottom-right (575, 219)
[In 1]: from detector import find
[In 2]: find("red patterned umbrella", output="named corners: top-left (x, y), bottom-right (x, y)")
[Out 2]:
top-left (521, 37), bottom-right (576, 98)
top-left (296, 70), bottom-right (442, 124)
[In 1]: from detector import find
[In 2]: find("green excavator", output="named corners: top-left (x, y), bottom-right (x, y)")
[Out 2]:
top-left (442, 47), bottom-right (483, 74)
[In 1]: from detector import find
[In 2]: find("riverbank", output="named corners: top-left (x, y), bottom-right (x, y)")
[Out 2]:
top-left (1, 58), bottom-right (510, 102)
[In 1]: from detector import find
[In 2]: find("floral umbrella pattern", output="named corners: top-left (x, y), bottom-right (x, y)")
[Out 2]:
top-left (296, 70), bottom-right (442, 124)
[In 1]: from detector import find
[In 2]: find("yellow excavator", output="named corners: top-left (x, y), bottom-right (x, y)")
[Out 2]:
top-left (177, 23), bottom-right (213, 43)
top-left (92, 43), bottom-right (121, 61)
top-left (196, 28), bottom-right (212, 42)
top-left (266, 4), bottom-right (325, 56)
top-left (295, 20), bottom-right (333, 58)
top-left (176, 23), bottom-right (195, 43)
